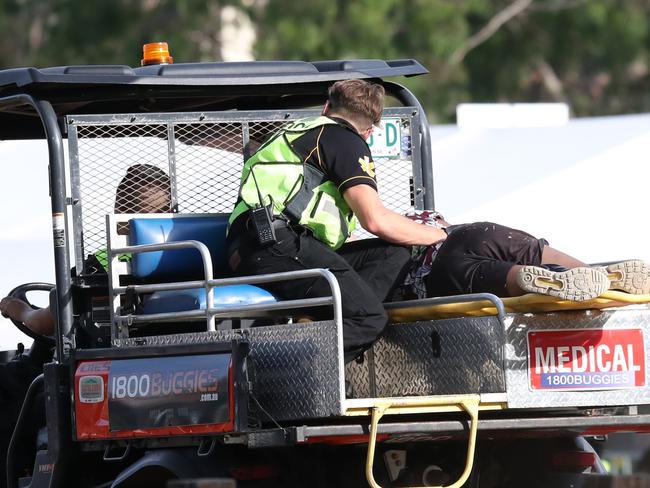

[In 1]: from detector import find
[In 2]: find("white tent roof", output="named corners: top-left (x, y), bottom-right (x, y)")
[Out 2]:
top-left (431, 112), bottom-right (650, 264)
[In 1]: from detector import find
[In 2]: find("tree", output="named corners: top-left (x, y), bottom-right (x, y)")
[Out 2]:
top-left (0, 0), bottom-right (648, 121)
top-left (246, 0), bottom-right (650, 121)
top-left (0, 0), bottom-right (244, 68)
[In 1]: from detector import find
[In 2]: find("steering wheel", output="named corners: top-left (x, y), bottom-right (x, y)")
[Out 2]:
top-left (5, 282), bottom-right (56, 346)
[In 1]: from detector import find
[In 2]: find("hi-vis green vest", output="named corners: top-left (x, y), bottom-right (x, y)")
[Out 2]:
top-left (229, 116), bottom-right (357, 249)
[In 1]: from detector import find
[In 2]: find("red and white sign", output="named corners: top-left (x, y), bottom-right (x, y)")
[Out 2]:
top-left (528, 328), bottom-right (646, 391)
top-left (74, 354), bottom-right (235, 440)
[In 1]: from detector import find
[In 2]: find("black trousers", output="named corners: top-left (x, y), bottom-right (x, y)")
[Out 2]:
top-left (425, 221), bottom-right (548, 297)
top-left (232, 227), bottom-right (411, 362)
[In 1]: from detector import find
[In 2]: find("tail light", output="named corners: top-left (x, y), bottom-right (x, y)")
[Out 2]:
top-left (551, 451), bottom-right (598, 471)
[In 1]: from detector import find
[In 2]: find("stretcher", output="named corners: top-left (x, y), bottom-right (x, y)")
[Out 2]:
top-left (388, 289), bottom-right (650, 321)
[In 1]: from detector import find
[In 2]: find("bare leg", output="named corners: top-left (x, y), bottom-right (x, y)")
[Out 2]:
top-left (540, 246), bottom-right (587, 268)
top-left (505, 265), bottom-right (527, 296)
top-left (505, 245), bottom-right (589, 297)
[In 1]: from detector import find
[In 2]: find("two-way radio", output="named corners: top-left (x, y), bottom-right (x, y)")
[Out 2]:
top-left (248, 168), bottom-right (277, 246)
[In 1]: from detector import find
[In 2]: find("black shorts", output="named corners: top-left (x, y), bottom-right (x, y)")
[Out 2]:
top-left (425, 222), bottom-right (548, 297)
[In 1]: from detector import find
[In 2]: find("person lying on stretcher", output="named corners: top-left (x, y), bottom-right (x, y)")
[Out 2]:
top-left (400, 211), bottom-right (650, 302)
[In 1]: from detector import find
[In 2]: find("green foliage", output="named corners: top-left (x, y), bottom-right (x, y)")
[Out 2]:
top-left (0, 0), bottom-right (648, 121)
top-left (462, 0), bottom-right (650, 117)
top-left (0, 0), bottom-right (243, 68)
top-left (250, 0), bottom-right (650, 121)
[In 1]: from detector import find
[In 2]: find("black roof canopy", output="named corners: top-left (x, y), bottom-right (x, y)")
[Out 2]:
top-left (0, 59), bottom-right (428, 140)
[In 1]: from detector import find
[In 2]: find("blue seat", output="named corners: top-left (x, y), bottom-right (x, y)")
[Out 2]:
top-left (127, 214), bottom-right (276, 314)
top-left (142, 286), bottom-right (276, 314)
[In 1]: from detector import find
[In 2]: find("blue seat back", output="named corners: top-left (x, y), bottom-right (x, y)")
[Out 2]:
top-left (129, 215), bottom-right (229, 280)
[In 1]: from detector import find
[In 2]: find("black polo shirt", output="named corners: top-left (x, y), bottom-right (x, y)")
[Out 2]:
top-left (291, 117), bottom-right (378, 193)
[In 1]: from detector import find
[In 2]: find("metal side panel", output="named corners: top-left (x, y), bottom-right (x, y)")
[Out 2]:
top-left (114, 320), bottom-right (342, 421)
top-left (505, 305), bottom-right (650, 408)
top-left (346, 316), bottom-right (506, 397)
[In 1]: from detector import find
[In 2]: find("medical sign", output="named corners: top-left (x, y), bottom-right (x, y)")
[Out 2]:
top-left (528, 329), bottom-right (645, 391)
top-left (107, 354), bottom-right (230, 431)
top-left (368, 117), bottom-right (402, 158)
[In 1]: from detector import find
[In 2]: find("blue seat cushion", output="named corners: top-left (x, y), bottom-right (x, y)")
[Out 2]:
top-left (142, 285), bottom-right (276, 314)
top-left (129, 216), bottom-right (229, 280)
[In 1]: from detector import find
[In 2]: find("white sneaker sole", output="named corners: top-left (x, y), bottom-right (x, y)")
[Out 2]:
top-left (516, 266), bottom-right (609, 302)
top-left (605, 260), bottom-right (650, 295)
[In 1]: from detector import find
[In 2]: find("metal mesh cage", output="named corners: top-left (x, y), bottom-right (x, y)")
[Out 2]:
top-left (67, 109), bottom-right (423, 273)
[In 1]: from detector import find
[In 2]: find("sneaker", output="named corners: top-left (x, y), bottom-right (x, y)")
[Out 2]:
top-left (516, 266), bottom-right (609, 302)
top-left (294, 315), bottom-right (315, 324)
top-left (601, 260), bottom-right (650, 295)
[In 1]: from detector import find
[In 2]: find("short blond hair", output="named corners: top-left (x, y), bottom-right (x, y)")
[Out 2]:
top-left (327, 79), bottom-right (385, 128)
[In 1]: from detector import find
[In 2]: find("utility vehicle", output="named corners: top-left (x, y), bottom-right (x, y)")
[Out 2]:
top-left (2, 46), bottom-right (646, 488)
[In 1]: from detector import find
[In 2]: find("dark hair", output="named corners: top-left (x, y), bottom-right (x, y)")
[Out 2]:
top-left (327, 79), bottom-right (385, 127)
top-left (114, 164), bottom-right (171, 214)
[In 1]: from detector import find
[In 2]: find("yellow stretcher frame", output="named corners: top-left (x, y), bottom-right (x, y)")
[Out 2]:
top-left (344, 395), bottom-right (507, 488)
top-left (388, 290), bottom-right (650, 323)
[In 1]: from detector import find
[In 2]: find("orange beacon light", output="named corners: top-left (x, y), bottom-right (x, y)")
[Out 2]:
top-left (141, 42), bottom-right (173, 66)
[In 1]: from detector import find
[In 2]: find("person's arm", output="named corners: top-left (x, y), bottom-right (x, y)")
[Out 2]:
top-left (0, 297), bottom-right (55, 336)
top-left (343, 185), bottom-right (447, 246)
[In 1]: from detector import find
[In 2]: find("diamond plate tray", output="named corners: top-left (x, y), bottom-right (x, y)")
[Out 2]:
top-left (114, 304), bottom-right (650, 418)
top-left (115, 320), bottom-right (343, 421)
top-left (346, 316), bottom-right (506, 397)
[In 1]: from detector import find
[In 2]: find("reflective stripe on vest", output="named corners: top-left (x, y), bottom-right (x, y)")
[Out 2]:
top-left (228, 116), bottom-right (358, 249)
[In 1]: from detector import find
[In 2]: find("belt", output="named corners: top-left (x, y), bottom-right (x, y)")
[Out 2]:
top-left (271, 218), bottom-right (292, 230)
top-left (227, 218), bottom-right (295, 271)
